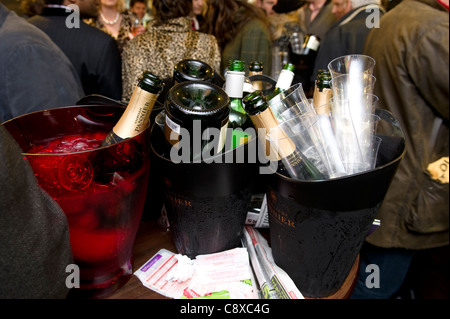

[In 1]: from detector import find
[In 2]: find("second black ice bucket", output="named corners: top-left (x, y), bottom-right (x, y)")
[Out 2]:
top-left (151, 124), bottom-right (259, 259)
top-left (267, 109), bottom-right (406, 298)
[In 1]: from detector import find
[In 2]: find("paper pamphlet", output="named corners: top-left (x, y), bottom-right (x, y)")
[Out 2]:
top-left (134, 247), bottom-right (258, 299)
top-left (242, 226), bottom-right (304, 299)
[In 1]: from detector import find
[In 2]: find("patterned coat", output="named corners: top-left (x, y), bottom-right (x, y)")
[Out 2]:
top-left (121, 17), bottom-right (221, 101)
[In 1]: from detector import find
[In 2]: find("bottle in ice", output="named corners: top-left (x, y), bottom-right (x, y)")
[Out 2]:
top-left (243, 91), bottom-right (324, 180)
top-left (100, 71), bottom-right (164, 147)
top-left (225, 60), bottom-right (254, 149)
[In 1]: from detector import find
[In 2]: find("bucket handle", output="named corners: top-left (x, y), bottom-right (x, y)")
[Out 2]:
top-left (375, 108), bottom-right (404, 139)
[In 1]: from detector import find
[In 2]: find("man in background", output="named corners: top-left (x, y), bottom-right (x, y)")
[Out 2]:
top-left (1, 3), bottom-right (74, 298)
top-left (312, 0), bottom-right (385, 80)
top-left (352, 0), bottom-right (449, 298)
top-left (28, 0), bottom-right (122, 100)
top-left (0, 2), bottom-right (83, 123)
top-left (129, 0), bottom-right (147, 24)
top-left (256, 0), bottom-right (278, 16)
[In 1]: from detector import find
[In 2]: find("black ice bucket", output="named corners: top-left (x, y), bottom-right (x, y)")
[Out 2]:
top-left (267, 109), bottom-right (406, 298)
top-left (151, 124), bottom-right (259, 259)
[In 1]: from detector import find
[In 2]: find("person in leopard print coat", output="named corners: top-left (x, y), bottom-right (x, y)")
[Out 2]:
top-left (121, 0), bottom-right (221, 101)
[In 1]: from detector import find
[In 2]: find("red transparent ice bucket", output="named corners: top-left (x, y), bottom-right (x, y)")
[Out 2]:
top-left (2, 105), bottom-right (151, 298)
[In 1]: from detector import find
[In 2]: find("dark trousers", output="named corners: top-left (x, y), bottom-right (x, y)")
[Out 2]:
top-left (350, 242), bottom-right (449, 299)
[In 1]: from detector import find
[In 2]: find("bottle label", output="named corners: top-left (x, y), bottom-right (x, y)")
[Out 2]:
top-left (312, 87), bottom-right (333, 113)
top-left (249, 71), bottom-right (263, 91)
top-left (285, 150), bottom-right (303, 168)
top-left (225, 71), bottom-right (245, 98)
top-left (250, 108), bottom-right (296, 161)
top-left (164, 116), bottom-right (228, 152)
top-left (164, 114), bottom-right (181, 146)
top-left (99, 131), bottom-right (126, 147)
top-left (218, 118), bottom-right (229, 153)
top-left (113, 87), bottom-right (158, 139)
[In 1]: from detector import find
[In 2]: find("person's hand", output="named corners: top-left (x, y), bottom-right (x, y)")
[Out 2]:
top-left (130, 25), bottom-right (146, 39)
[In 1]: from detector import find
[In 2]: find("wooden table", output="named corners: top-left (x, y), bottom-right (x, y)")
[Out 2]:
top-left (105, 217), bottom-right (176, 299)
top-left (105, 216), bottom-right (359, 299)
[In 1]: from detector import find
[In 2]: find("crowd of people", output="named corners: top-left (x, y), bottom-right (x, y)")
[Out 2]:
top-left (0, 0), bottom-right (448, 299)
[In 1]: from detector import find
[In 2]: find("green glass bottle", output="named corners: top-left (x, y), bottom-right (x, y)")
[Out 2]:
top-left (312, 69), bottom-right (333, 114)
top-left (298, 34), bottom-right (320, 56)
top-left (243, 91), bottom-right (324, 180)
top-left (172, 59), bottom-right (214, 87)
top-left (100, 71), bottom-right (164, 147)
top-left (249, 61), bottom-right (264, 91)
top-left (266, 63), bottom-right (295, 102)
top-left (225, 60), bottom-right (254, 149)
top-left (164, 81), bottom-right (230, 162)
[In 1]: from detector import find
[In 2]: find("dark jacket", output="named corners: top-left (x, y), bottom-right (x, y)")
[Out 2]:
top-left (28, 6), bottom-right (122, 100)
top-left (313, 3), bottom-right (385, 80)
top-left (221, 13), bottom-right (273, 76)
top-left (363, 0), bottom-right (449, 250)
top-left (0, 3), bottom-right (83, 123)
top-left (0, 125), bottom-right (73, 298)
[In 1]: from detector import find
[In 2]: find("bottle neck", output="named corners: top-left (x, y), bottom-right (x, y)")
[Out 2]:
top-left (113, 86), bottom-right (158, 137)
top-left (275, 69), bottom-right (295, 91)
top-left (249, 70), bottom-right (263, 76)
top-left (243, 92), bottom-right (268, 116)
top-left (230, 97), bottom-right (245, 114)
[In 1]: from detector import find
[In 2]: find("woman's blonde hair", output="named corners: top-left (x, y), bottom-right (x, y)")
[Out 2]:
top-left (102, 0), bottom-right (127, 12)
top-left (117, 0), bottom-right (127, 12)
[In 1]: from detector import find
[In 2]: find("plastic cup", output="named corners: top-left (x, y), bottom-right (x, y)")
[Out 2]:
top-left (266, 108), bottom-right (406, 298)
top-left (365, 135), bottom-right (383, 170)
top-left (314, 103), bottom-right (348, 178)
top-left (331, 93), bottom-right (379, 121)
top-left (267, 112), bottom-right (332, 180)
top-left (327, 54), bottom-right (376, 78)
top-left (330, 73), bottom-right (377, 101)
top-left (268, 83), bottom-right (314, 122)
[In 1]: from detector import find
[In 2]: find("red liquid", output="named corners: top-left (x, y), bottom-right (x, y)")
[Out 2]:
top-left (26, 133), bottom-right (149, 298)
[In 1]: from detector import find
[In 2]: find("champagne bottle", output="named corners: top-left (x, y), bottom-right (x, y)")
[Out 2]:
top-left (164, 81), bottom-right (230, 161)
top-left (243, 91), bottom-right (324, 180)
top-left (100, 71), bottom-right (164, 147)
top-left (266, 62), bottom-right (296, 102)
top-left (249, 61), bottom-right (264, 91)
top-left (172, 59), bottom-right (214, 87)
top-left (225, 60), bottom-right (254, 149)
top-left (312, 69), bottom-right (333, 114)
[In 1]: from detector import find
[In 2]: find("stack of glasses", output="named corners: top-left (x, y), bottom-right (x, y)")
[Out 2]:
top-left (266, 54), bottom-right (381, 180)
